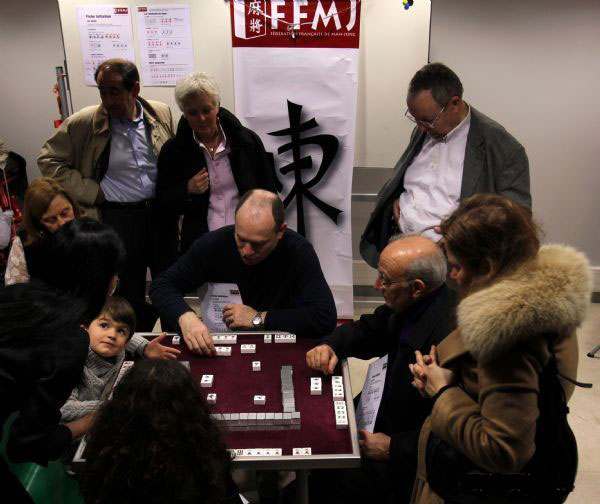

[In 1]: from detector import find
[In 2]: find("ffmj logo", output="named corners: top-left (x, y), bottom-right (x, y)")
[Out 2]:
top-left (234, 1), bottom-right (267, 40)
top-left (113, 7), bottom-right (128, 15)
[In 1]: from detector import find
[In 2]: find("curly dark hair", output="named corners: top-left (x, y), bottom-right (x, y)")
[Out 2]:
top-left (80, 360), bottom-right (231, 504)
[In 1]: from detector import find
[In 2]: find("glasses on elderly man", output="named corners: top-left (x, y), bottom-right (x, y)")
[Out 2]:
top-left (376, 272), bottom-right (414, 288)
top-left (404, 103), bottom-right (448, 129)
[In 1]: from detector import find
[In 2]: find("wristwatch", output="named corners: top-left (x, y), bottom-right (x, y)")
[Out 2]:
top-left (252, 311), bottom-right (263, 329)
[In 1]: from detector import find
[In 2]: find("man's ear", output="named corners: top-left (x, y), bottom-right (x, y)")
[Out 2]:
top-left (412, 278), bottom-right (426, 300)
top-left (449, 95), bottom-right (461, 109)
top-left (276, 222), bottom-right (287, 239)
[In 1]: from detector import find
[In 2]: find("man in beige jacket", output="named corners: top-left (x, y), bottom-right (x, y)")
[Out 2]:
top-left (38, 59), bottom-right (176, 331)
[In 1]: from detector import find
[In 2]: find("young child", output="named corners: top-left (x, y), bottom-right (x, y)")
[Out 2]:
top-left (80, 359), bottom-right (242, 504)
top-left (60, 296), bottom-right (180, 422)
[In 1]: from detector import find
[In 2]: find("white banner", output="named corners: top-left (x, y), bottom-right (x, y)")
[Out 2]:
top-left (230, 0), bottom-right (361, 319)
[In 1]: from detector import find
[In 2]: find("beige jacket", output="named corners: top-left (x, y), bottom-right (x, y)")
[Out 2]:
top-left (38, 97), bottom-right (174, 220)
top-left (411, 244), bottom-right (591, 504)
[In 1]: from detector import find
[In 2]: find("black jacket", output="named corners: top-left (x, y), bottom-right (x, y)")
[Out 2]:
top-left (0, 283), bottom-right (88, 465)
top-left (321, 285), bottom-right (455, 501)
top-left (155, 107), bottom-right (278, 254)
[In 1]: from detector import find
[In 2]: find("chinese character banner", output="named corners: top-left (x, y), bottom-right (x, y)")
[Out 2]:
top-left (230, 0), bottom-right (361, 318)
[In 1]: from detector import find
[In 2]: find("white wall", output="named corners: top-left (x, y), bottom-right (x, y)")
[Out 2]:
top-left (0, 0), bottom-right (66, 182)
top-left (57, 0), bottom-right (235, 115)
top-left (56, 0), bottom-right (431, 169)
top-left (430, 0), bottom-right (600, 271)
top-left (5, 0), bottom-right (598, 276)
top-left (1, 0), bottom-right (430, 178)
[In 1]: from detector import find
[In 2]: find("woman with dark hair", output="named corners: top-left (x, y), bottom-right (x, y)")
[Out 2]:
top-left (409, 194), bottom-right (590, 504)
top-left (5, 177), bottom-right (81, 285)
top-left (0, 217), bottom-right (125, 503)
top-left (156, 71), bottom-right (277, 256)
top-left (36, 217), bottom-right (125, 322)
top-left (80, 359), bottom-right (241, 504)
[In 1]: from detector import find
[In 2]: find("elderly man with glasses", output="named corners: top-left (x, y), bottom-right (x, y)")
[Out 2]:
top-left (360, 62), bottom-right (531, 269)
top-left (306, 234), bottom-right (455, 504)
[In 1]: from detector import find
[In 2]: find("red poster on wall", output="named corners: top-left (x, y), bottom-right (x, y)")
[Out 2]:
top-left (231, 0), bottom-right (360, 48)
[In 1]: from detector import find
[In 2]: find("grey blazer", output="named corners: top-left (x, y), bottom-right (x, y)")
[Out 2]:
top-left (360, 107), bottom-right (531, 268)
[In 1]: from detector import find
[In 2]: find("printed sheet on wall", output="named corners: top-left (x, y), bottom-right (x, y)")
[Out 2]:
top-left (230, 0), bottom-right (361, 319)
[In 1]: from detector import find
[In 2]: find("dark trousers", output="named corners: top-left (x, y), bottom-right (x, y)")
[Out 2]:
top-left (101, 201), bottom-right (178, 332)
top-left (307, 459), bottom-right (399, 504)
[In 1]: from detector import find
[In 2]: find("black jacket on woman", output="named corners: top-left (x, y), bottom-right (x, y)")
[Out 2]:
top-left (155, 107), bottom-right (278, 255)
top-left (0, 283), bottom-right (87, 468)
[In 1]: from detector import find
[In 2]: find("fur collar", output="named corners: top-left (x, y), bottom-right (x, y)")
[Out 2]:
top-left (457, 244), bottom-right (591, 364)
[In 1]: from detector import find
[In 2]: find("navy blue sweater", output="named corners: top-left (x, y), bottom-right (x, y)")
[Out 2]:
top-left (150, 226), bottom-right (336, 338)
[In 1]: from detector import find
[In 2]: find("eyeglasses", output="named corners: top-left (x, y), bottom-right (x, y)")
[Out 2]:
top-left (405, 103), bottom-right (448, 129)
top-left (376, 272), bottom-right (414, 288)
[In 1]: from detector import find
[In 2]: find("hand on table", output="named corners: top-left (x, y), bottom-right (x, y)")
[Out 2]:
top-left (358, 430), bottom-right (391, 461)
top-left (178, 312), bottom-right (215, 356)
top-left (409, 345), bottom-right (455, 398)
top-left (306, 344), bottom-right (338, 376)
top-left (143, 332), bottom-right (181, 360)
top-left (222, 304), bottom-right (257, 329)
top-left (187, 168), bottom-right (209, 195)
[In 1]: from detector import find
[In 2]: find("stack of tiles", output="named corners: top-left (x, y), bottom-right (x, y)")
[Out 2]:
top-left (201, 374), bottom-right (214, 388)
top-left (229, 448), bottom-right (284, 458)
top-left (292, 447), bottom-right (312, 456)
top-left (310, 377), bottom-right (322, 395)
top-left (334, 400), bottom-right (348, 429)
top-left (281, 365), bottom-right (295, 412)
top-left (264, 334), bottom-right (273, 343)
top-left (274, 333), bottom-right (297, 343)
top-left (332, 375), bottom-right (344, 399)
top-left (213, 334), bottom-right (237, 344)
top-left (215, 346), bottom-right (232, 356)
top-left (206, 365), bottom-right (302, 432)
top-left (210, 411), bottom-right (300, 432)
top-left (241, 344), bottom-right (256, 354)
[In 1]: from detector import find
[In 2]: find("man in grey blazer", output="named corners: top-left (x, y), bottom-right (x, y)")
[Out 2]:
top-left (360, 63), bottom-right (531, 268)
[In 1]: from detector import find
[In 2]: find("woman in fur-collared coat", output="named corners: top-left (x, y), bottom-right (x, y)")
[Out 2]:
top-left (408, 194), bottom-right (590, 504)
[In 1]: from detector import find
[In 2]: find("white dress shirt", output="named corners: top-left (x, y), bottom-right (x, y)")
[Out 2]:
top-left (399, 107), bottom-right (471, 241)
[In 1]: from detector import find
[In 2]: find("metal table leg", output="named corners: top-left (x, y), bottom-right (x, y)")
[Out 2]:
top-left (295, 469), bottom-right (308, 504)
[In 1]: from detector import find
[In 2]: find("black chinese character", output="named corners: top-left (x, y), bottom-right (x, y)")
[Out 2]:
top-left (268, 100), bottom-right (341, 236)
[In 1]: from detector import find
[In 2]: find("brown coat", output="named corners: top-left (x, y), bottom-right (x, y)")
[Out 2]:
top-left (38, 98), bottom-right (174, 220)
top-left (410, 244), bottom-right (591, 504)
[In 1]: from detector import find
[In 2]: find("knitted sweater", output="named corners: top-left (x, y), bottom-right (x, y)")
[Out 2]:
top-left (60, 334), bottom-right (147, 421)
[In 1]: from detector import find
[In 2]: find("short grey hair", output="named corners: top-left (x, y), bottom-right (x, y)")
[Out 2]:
top-left (391, 234), bottom-right (447, 291)
top-left (174, 72), bottom-right (220, 110)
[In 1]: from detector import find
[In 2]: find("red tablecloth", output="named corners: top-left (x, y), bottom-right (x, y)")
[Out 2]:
top-left (160, 334), bottom-right (354, 456)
